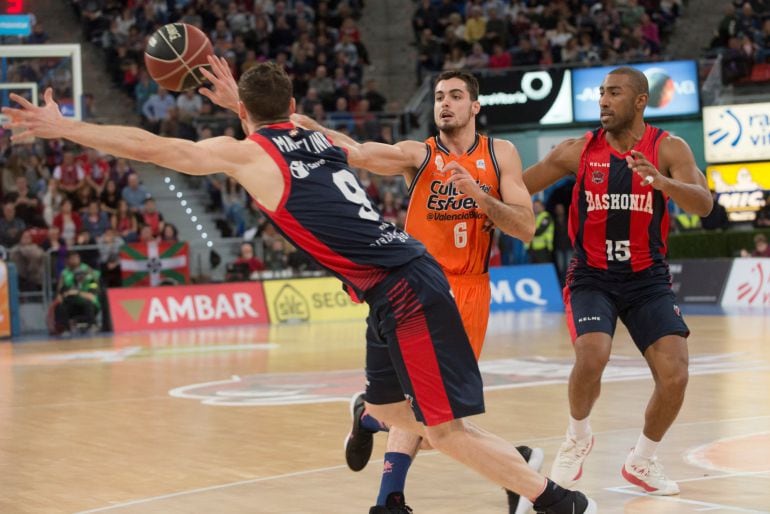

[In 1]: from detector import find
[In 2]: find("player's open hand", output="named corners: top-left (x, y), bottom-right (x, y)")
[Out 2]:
top-left (444, 161), bottom-right (482, 199)
top-left (626, 150), bottom-right (664, 189)
top-left (198, 55), bottom-right (239, 114)
top-left (1, 87), bottom-right (66, 141)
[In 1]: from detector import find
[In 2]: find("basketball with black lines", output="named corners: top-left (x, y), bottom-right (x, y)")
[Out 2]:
top-left (144, 23), bottom-right (213, 92)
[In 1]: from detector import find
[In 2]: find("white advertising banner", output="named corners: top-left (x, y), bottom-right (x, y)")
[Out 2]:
top-left (703, 103), bottom-right (770, 163)
top-left (721, 258), bottom-right (770, 309)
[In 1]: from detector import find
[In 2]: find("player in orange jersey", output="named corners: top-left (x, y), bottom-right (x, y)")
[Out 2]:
top-left (292, 71), bottom-right (541, 514)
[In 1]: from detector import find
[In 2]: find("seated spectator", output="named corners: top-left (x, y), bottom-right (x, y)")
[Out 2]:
top-left (121, 173), bottom-right (150, 213)
top-left (55, 251), bottom-right (101, 335)
top-left (755, 193), bottom-right (770, 228)
top-left (137, 225), bottom-right (157, 243)
top-left (53, 199), bottom-right (82, 246)
top-left (73, 183), bottom-right (96, 213)
top-left (221, 177), bottom-right (246, 236)
top-left (488, 42), bottom-right (512, 68)
top-left (0, 202), bottom-right (27, 249)
top-left (465, 42), bottom-right (490, 69)
top-left (74, 230), bottom-right (100, 270)
top-left (24, 154), bottom-right (50, 197)
top-left (741, 233), bottom-right (770, 257)
top-left (142, 88), bottom-right (175, 134)
top-left (228, 242), bottom-right (266, 280)
top-left (701, 191), bottom-right (729, 230)
top-left (160, 223), bottom-right (178, 242)
top-left (100, 179), bottom-right (120, 215)
top-left (41, 225), bottom-right (67, 279)
top-left (722, 36), bottom-right (753, 84)
top-left (5, 176), bottom-right (44, 228)
top-left (264, 237), bottom-right (288, 271)
top-left (82, 200), bottom-right (111, 239)
top-left (53, 150), bottom-right (86, 200)
top-left (140, 197), bottom-right (164, 237)
top-left (78, 148), bottom-right (110, 194)
top-left (10, 229), bottom-right (45, 291)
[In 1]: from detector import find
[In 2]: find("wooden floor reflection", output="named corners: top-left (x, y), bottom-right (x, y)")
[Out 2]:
top-left (1, 312), bottom-right (768, 513)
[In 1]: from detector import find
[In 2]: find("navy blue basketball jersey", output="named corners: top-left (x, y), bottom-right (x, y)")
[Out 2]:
top-left (569, 125), bottom-right (670, 273)
top-left (249, 123), bottom-right (425, 297)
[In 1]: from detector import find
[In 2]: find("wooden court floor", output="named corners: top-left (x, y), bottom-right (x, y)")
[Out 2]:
top-left (1, 312), bottom-right (768, 514)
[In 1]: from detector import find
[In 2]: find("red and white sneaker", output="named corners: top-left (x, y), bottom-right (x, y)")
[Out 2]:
top-left (622, 449), bottom-right (680, 495)
top-left (549, 435), bottom-right (594, 488)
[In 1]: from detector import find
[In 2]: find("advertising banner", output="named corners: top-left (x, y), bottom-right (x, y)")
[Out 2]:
top-left (703, 102), bottom-right (770, 163)
top-left (573, 60), bottom-right (700, 122)
top-left (108, 282), bottom-right (269, 332)
top-left (721, 258), bottom-right (770, 309)
top-left (0, 261), bottom-right (10, 337)
top-left (706, 162), bottom-right (770, 222)
top-left (669, 259), bottom-right (732, 304)
top-left (476, 68), bottom-right (573, 128)
top-left (0, 14), bottom-right (31, 36)
top-left (262, 277), bottom-right (369, 323)
top-left (489, 264), bottom-right (563, 312)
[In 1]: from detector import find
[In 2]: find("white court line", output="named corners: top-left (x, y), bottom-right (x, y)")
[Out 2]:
top-left (605, 477), bottom-right (770, 514)
top-left (74, 464), bottom-right (349, 513)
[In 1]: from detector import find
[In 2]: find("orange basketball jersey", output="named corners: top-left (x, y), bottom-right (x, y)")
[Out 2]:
top-left (405, 134), bottom-right (501, 276)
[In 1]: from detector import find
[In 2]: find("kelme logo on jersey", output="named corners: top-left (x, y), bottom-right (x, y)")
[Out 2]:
top-left (585, 191), bottom-right (654, 213)
top-left (426, 179), bottom-right (492, 212)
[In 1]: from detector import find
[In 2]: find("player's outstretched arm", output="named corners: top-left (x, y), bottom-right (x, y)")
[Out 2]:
top-left (627, 137), bottom-right (712, 216)
top-left (522, 138), bottom-right (582, 195)
top-left (446, 140), bottom-right (535, 242)
top-left (3, 88), bottom-right (247, 177)
top-left (290, 113), bottom-right (425, 177)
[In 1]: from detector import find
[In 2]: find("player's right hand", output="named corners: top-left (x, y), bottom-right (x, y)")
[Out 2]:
top-left (198, 55), bottom-right (239, 114)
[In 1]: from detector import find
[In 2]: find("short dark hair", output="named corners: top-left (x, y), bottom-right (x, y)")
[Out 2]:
top-left (608, 66), bottom-right (649, 95)
top-left (434, 70), bottom-right (480, 101)
top-left (238, 62), bottom-right (293, 122)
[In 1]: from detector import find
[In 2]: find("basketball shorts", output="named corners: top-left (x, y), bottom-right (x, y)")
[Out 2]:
top-left (564, 263), bottom-right (690, 354)
top-left (446, 273), bottom-right (491, 360)
top-left (363, 254), bottom-right (485, 426)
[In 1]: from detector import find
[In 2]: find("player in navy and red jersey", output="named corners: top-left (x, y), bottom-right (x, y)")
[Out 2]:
top-left (4, 60), bottom-right (597, 514)
top-left (524, 67), bottom-right (713, 496)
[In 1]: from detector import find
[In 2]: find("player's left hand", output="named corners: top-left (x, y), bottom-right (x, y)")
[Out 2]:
top-left (444, 161), bottom-right (482, 199)
top-left (626, 150), bottom-right (665, 189)
top-left (1, 88), bottom-right (65, 141)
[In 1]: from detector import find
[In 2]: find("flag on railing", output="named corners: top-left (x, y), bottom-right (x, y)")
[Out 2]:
top-left (120, 241), bottom-right (189, 287)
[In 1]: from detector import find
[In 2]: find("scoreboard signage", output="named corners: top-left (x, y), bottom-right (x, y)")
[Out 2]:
top-left (476, 68), bottom-right (573, 128)
top-left (572, 60), bottom-right (700, 122)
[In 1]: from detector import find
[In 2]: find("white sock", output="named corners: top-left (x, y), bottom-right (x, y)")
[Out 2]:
top-left (633, 433), bottom-right (659, 460)
top-left (568, 415), bottom-right (591, 441)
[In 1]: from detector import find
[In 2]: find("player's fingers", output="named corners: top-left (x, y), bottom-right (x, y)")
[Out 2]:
top-left (8, 93), bottom-right (34, 109)
top-left (43, 87), bottom-right (54, 105)
top-left (11, 129), bottom-right (34, 141)
top-left (198, 87), bottom-right (214, 100)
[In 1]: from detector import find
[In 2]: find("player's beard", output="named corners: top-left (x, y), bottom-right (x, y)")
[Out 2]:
top-left (436, 107), bottom-right (473, 136)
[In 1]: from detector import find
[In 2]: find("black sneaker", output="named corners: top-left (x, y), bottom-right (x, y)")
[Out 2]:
top-left (506, 445), bottom-right (545, 514)
top-left (534, 490), bottom-right (597, 514)
top-left (344, 391), bottom-right (375, 471)
top-left (369, 492), bottom-right (413, 514)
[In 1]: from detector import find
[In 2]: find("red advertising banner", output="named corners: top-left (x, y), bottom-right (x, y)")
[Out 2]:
top-left (108, 282), bottom-right (269, 333)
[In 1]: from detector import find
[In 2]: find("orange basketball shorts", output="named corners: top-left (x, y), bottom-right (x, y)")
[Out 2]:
top-left (446, 273), bottom-right (491, 360)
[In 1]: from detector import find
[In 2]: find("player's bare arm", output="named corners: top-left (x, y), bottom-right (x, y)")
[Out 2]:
top-left (446, 140), bottom-right (535, 242)
top-left (3, 89), bottom-right (249, 175)
top-left (626, 136), bottom-right (712, 216)
top-left (291, 113), bottom-right (426, 182)
top-left (522, 137), bottom-right (583, 194)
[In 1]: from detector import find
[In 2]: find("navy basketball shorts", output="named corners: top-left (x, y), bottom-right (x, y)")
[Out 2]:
top-left (363, 254), bottom-right (485, 426)
top-left (564, 263), bottom-right (690, 354)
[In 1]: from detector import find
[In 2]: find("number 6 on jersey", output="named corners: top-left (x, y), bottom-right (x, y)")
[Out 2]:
top-left (454, 222), bottom-right (468, 248)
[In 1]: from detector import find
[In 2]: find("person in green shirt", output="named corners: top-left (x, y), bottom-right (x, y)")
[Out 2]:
top-left (56, 251), bottom-right (101, 335)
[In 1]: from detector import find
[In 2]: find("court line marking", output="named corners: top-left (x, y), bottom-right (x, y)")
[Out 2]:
top-left (73, 416), bottom-right (770, 513)
top-left (605, 469), bottom-right (770, 514)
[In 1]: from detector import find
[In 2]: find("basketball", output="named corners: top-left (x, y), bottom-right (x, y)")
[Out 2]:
top-left (144, 23), bottom-right (213, 92)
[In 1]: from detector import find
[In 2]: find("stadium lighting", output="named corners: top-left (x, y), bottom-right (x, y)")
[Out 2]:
top-left (207, 241), bottom-right (213, 248)
top-left (164, 177), bottom-right (170, 183)
top-left (180, 200), bottom-right (187, 206)
top-left (176, 192), bottom-right (183, 198)
top-left (196, 224), bottom-right (202, 231)
top-left (185, 208), bottom-right (192, 214)
top-left (191, 216), bottom-right (197, 222)
top-left (202, 233), bottom-right (208, 239)
top-left (169, 185), bottom-right (175, 191)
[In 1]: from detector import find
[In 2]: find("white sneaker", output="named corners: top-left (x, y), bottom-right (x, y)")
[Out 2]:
top-left (621, 449), bottom-right (680, 495)
top-left (549, 435), bottom-right (594, 488)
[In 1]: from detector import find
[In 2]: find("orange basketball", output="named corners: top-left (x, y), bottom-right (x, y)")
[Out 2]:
top-left (144, 23), bottom-right (213, 92)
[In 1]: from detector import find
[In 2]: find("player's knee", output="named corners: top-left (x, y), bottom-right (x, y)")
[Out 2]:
top-left (573, 353), bottom-right (608, 379)
top-left (659, 366), bottom-right (689, 394)
top-left (424, 419), bottom-right (469, 452)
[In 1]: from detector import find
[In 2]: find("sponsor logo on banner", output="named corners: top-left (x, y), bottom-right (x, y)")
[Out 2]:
top-left (573, 60), bottom-right (699, 122)
top-left (0, 15), bottom-right (32, 36)
top-left (704, 103), bottom-right (770, 163)
top-left (489, 264), bottom-right (563, 312)
top-left (108, 282), bottom-right (269, 332)
top-left (707, 162), bottom-right (770, 222)
top-left (669, 259), bottom-right (732, 304)
top-left (262, 277), bottom-right (369, 322)
top-left (721, 258), bottom-right (770, 308)
top-left (476, 68), bottom-right (573, 127)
